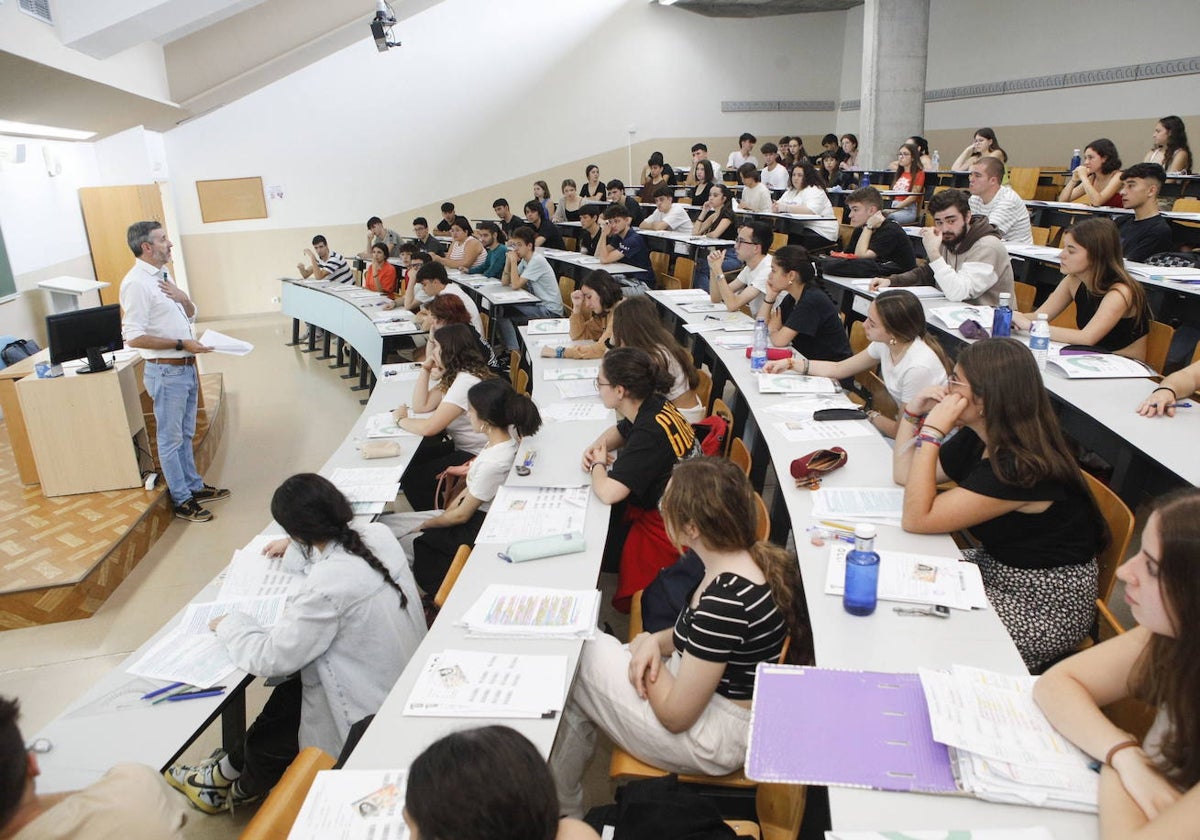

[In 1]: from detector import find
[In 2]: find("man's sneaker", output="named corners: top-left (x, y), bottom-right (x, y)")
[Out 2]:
top-left (164, 750), bottom-right (259, 814)
top-left (193, 484), bottom-right (231, 502)
top-left (174, 498), bottom-right (214, 522)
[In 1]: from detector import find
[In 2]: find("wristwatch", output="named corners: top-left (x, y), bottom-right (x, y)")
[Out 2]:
top-left (175, 339), bottom-right (183, 352)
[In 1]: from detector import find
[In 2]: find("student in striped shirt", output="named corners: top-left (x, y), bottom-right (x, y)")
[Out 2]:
top-left (550, 457), bottom-right (811, 818)
top-left (297, 235), bottom-right (352, 283)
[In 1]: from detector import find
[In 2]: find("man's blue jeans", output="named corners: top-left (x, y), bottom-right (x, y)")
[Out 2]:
top-left (144, 361), bottom-right (203, 505)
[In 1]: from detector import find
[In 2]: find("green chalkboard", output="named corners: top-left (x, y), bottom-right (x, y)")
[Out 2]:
top-left (0, 223), bottom-right (15, 300)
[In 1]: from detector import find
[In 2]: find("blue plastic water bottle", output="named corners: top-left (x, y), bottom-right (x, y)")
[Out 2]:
top-left (860, 172), bottom-right (871, 188)
top-left (1069, 148), bottom-right (1082, 172)
top-left (991, 292), bottom-right (1012, 338)
top-left (843, 524), bottom-right (880, 616)
top-left (751, 317), bottom-right (768, 373)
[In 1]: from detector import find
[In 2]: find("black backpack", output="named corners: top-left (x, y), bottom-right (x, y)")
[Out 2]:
top-left (1, 339), bottom-right (41, 367)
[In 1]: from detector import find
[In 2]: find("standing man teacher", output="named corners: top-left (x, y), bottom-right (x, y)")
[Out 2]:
top-left (120, 221), bottom-right (229, 523)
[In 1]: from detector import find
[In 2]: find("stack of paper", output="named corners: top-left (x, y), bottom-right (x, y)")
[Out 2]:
top-left (823, 544), bottom-right (989, 610)
top-left (217, 541), bottom-right (303, 602)
top-left (764, 394), bottom-right (858, 421)
top-left (526, 318), bottom-right (571, 334)
top-left (757, 374), bottom-right (840, 396)
top-left (928, 304), bottom-right (994, 331)
top-left (364, 412), bottom-right (418, 439)
top-left (774, 418), bottom-right (873, 443)
top-left (287, 769), bottom-right (407, 840)
top-left (328, 466), bottom-right (402, 515)
top-left (556, 379), bottom-right (600, 400)
top-left (654, 289), bottom-right (710, 302)
top-left (126, 628), bottom-right (237, 688)
top-left (404, 649), bottom-right (569, 718)
top-left (475, 485), bottom-right (589, 543)
top-left (680, 301), bottom-right (728, 313)
top-left (458, 584), bottom-right (600, 639)
top-left (198, 329), bottom-right (254, 356)
top-left (540, 402), bottom-right (612, 423)
top-left (1046, 353), bottom-right (1154, 379)
top-left (543, 365), bottom-right (600, 381)
top-left (810, 487), bottom-right (904, 527)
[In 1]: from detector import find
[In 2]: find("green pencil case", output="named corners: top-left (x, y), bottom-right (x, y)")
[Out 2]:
top-left (499, 532), bottom-right (587, 563)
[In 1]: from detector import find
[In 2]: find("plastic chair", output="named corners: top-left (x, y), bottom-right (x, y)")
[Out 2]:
top-left (239, 747), bottom-right (336, 840)
top-left (1014, 281), bottom-right (1036, 313)
top-left (433, 544), bottom-right (472, 608)
top-left (1146, 320), bottom-right (1175, 375)
top-left (729, 437), bottom-right (751, 477)
top-left (559, 276), bottom-right (575, 314)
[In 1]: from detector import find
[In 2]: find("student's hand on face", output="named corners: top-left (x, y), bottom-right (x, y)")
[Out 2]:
top-left (868, 277), bottom-right (892, 292)
top-left (920, 227), bottom-right (942, 254)
top-left (707, 249), bottom-right (724, 269)
top-left (303, 248), bottom-right (316, 259)
top-left (570, 289), bottom-right (584, 307)
top-left (906, 384), bottom-right (949, 418)
top-left (1073, 165), bottom-right (1089, 183)
top-left (262, 537), bottom-right (290, 558)
top-left (924, 391), bottom-right (967, 432)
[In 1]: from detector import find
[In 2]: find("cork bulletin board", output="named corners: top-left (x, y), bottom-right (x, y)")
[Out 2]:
top-left (195, 176), bottom-right (268, 223)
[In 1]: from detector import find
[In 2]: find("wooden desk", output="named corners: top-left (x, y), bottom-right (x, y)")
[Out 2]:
top-left (0, 353), bottom-right (44, 484)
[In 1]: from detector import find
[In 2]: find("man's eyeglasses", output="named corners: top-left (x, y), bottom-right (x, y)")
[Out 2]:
top-left (735, 238), bottom-right (754, 246)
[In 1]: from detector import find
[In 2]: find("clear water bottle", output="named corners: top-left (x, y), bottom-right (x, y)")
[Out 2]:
top-left (930, 150), bottom-right (940, 171)
top-left (1030, 313), bottom-right (1051, 371)
top-left (751, 317), bottom-right (768, 373)
top-left (843, 524), bottom-right (880, 616)
top-left (860, 172), bottom-right (870, 188)
top-left (991, 292), bottom-right (1012, 338)
top-left (1069, 148), bottom-right (1082, 171)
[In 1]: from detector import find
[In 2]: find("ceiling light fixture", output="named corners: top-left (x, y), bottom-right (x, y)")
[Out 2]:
top-left (0, 119), bottom-right (96, 141)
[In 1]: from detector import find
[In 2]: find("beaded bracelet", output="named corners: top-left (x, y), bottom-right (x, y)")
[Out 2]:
top-left (922, 424), bottom-right (948, 439)
top-left (902, 407), bottom-right (926, 426)
top-left (1105, 738), bottom-right (1140, 767)
top-left (555, 346), bottom-right (565, 359)
top-left (915, 432), bottom-right (944, 449)
top-left (802, 358), bottom-right (811, 376)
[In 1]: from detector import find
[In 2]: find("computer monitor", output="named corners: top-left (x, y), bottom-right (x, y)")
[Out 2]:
top-left (46, 303), bottom-right (123, 374)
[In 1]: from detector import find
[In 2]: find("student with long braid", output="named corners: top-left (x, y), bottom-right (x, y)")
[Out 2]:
top-left (164, 473), bottom-right (425, 813)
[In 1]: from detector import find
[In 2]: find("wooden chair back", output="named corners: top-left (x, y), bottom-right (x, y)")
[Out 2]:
top-left (1030, 226), bottom-right (1051, 246)
top-left (695, 367), bottom-right (713, 412)
top-left (515, 367), bottom-right (530, 396)
top-left (1083, 470), bottom-right (1134, 603)
top-left (562, 236), bottom-right (578, 252)
top-left (1172, 197), bottom-right (1200, 213)
top-left (1014, 281), bottom-right (1036, 313)
top-left (1096, 600), bottom-right (1157, 740)
top-left (1050, 301), bottom-right (1077, 329)
top-left (849, 320), bottom-right (869, 355)
top-left (239, 747), bottom-right (336, 840)
top-left (729, 437), bottom-right (751, 476)
top-left (558, 276), bottom-right (575, 313)
top-left (753, 491), bottom-right (769, 542)
top-left (673, 256), bottom-right (696, 289)
top-left (650, 251), bottom-right (671, 285)
top-left (509, 349), bottom-right (521, 389)
top-left (433, 544), bottom-right (472, 608)
top-left (865, 371), bottom-right (898, 420)
top-left (711, 398), bottom-right (735, 457)
top-left (770, 232), bottom-right (788, 253)
top-left (479, 311), bottom-right (490, 340)
top-left (1007, 167), bottom-right (1040, 200)
top-left (659, 275), bottom-right (682, 291)
top-left (1146, 320), bottom-right (1174, 375)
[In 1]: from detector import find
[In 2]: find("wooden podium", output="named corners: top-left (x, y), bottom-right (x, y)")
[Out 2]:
top-left (11, 354), bottom-right (151, 497)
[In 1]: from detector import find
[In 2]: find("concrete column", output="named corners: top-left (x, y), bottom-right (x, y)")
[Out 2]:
top-left (859, 0), bottom-right (930, 170)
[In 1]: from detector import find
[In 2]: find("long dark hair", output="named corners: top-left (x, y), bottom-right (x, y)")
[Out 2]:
top-left (661, 458), bottom-right (812, 665)
top-left (406, 726), bottom-right (558, 840)
top-left (432, 323), bottom-right (493, 392)
top-left (1133, 487), bottom-right (1200, 789)
top-left (579, 268), bottom-right (622, 312)
top-left (975, 127), bottom-right (1005, 159)
top-left (874, 290), bottom-right (951, 374)
top-left (1086, 138), bottom-right (1122, 174)
top-left (897, 142), bottom-right (924, 175)
top-left (1157, 115), bottom-right (1191, 173)
top-left (611, 296), bottom-right (699, 390)
top-left (601, 346), bottom-right (673, 401)
top-left (467, 379), bottom-right (542, 438)
top-left (1064, 217), bottom-right (1147, 327)
top-left (271, 474), bottom-right (406, 608)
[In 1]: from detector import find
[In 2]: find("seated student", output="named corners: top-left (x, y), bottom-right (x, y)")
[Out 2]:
top-left (553, 179), bottom-right (585, 223)
top-left (639, 185), bottom-right (692, 233)
top-left (1144, 115), bottom-right (1192, 174)
top-left (766, 289), bottom-right (950, 438)
top-left (412, 216), bottom-right (445, 255)
top-left (829, 186), bottom-right (917, 275)
top-left (166, 473), bottom-right (425, 812)
top-left (777, 135), bottom-right (794, 168)
top-left (385, 380), bottom-right (541, 595)
top-left (872, 188), bottom-right (1014, 307)
top-left (582, 348), bottom-right (700, 611)
top-left (605, 179), bottom-right (643, 225)
top-left (1139, 357), bottom-right (1200, 417)
top-left (576, 204), bottom-right (604, 256)
top-left (788, 136), bottom-right (809, 165)
top-left (688, 141), bottom-right (711, 181)
top-left (818, 151), bottom-right (847, 191)
top-left (523, 200), bottom-right (565, 251)
top-left (820, 133), bottom-right (844, 162)
top-left (468, 220), bottom-right (507, 279)
top-left (839, 133), bottom-right (860, 170)
top-left (596, 203), bottom-right (654, 279)
top-left (580, 163), bottom-right (604, 199)
top-left (951, 127), bottom-right (1007, 172)
top-left (492, 198), bottom-right (524, 238)
top-left (533, 180), bottom-right (556, 221)
top-left (1012, 217), bottom-right (1150, 359)
top-left (389, 249), bottom-right (433, 313)
top-left (1034, 487), bottom-right (1200, 839)
top-left (541, 269), bottom-right (621, 360)
top-left (638, 152), bottom-right (672, 204)
top-left (411, 262), bottom-right (484, 336)
top-left (297, 234), bottom-right (353, 283)
top-left (764, 245), bottom-right (852, 362)
top-left (887, 142), bottom-right (926, 225)
top-left (690, 158), bottom-right (715, 206)
top-left (725, 132), bottom-right (758, 171)
top-left (1117, 163), bottom-right (1174, 262)
top-left (432, 216), bottom-right (486, 271)
top-left (736, 163), bottom-right (773, 213)
top-left (363, 242), bottom-right (398, 295)
top-left (408, 726), bottom-right (600, 840)
top-left (363, 215), bottom-right (403, 259)
top-left (424, 293), bottom-right (503, 375)
top-left (691, 183), bottom-right (740, 292)
top-left (497, 226), bottom-right (565, 351)
top-left (550, 457), bottom-right (809, 817)
top-left (434, 201), bottom-right (456, 234)
top-left (887, 135), bottom-right (933, 171)
top-left (1, 696), bottom-right (188, 837)
top-left (759, 142), bottom-right (791, 191)
top-left (610, 296), bottom-right (704, 422)
top-left (894, 338), bottom-right (1103, 671)
top-left (967, 157), bottom-right (1034, 245)
top-left (1059, 138), bottom-right (1124, 207)
top-left (773, 160), bottom-right (838, 246)
top-left (711, 220), bottom-right (774, 315)
top-left (393, 324), bottom-right (495, 510)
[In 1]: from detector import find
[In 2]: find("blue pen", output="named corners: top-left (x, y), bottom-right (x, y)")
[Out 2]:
top-left (141, 681), bottom-right (186, 700)
top-left (1167, 402), bottom-right (1193, 409)
top-left (166, 688), bottom-right (226, 702)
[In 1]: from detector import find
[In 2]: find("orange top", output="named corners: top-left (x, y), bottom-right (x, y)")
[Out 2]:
top-left (364, 262), bottom-right (398, 296)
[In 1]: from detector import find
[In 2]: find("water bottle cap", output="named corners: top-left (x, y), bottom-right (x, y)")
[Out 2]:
top-left (854, 523), bottom-right (876, 539)
top-left (998, 292), bottom-right (1010, 303)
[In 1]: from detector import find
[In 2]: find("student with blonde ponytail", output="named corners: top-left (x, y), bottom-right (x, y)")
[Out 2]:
top-left (550, 457), bottom-right (811, 817)
top-left (165, 473), bottom-right (425, 813)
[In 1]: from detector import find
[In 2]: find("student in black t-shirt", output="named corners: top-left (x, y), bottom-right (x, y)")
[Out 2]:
top-left (1116, 162), bottom-right (1174, 262)
top-left (833, 186), bottom-right (917, 275)
top-left (522, 200), bottom-right (565, 251)
top-left (764, 245), bottom-right (852, 362)
top-left (893, 338), bottom-right (1106, 672)
top-left (549, 457), bottom-right (811, 818)
top-left (582, 348), bottom-right (700, 612)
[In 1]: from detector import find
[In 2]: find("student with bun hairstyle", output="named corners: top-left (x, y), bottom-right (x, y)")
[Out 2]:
top-left (583, 347), bottom-right (700, 611)
top-left (386, 379), bottom-right (542, 595)
top-left (1036, 487), bottom-right (1200, 838)
top-left (551, 457), bottom-right (811, 817)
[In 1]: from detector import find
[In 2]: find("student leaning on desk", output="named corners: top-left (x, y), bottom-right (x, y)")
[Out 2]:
top-left (1138, 359), bottom-right (1200, 417)
top-left (540, 269), bottom-right (620, 360)
top-left (1035, 488), bottom-right (1200, 840)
